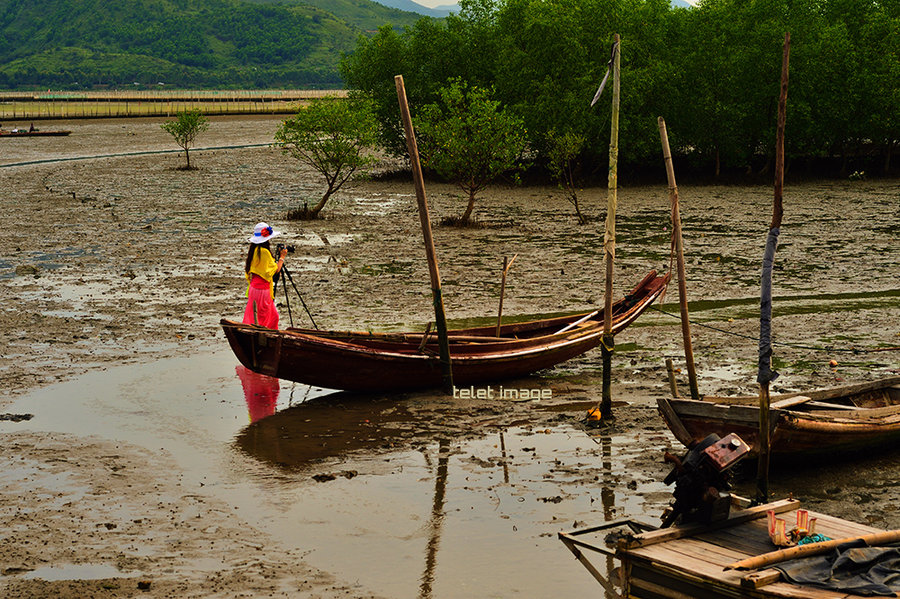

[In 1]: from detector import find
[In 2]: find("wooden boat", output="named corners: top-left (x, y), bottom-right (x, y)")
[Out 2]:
top-left (221, 270), bottom-right (669, 392)
top-left (560, 497), bottom-right (899, 598)
top-left (0, 128), bottom-right (71, 137)
top-left (658, 376), bottom-right (900, 458)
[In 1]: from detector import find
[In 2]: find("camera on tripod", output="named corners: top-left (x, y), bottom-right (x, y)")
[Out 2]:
top-left (276, 243), bottom-right (295, 255)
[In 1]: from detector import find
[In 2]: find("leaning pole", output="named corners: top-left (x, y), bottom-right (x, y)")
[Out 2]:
top-left (395, 74), bottom-right (454, 393)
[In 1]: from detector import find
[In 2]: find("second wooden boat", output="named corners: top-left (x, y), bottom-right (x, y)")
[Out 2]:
top-left (0, 128), bottom-right (71, 137)
top-left (221, 270), bottom-right (669, 392)
top-left (658, 376), bottom-right (900, 459)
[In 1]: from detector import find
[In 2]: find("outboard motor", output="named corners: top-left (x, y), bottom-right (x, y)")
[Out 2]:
top-left (660, 432), bottom-right (751, 528)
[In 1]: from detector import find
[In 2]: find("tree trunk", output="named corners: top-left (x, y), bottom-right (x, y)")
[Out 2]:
top-left (185, 148), bottom-right (191, 169)
top-left (309, 188), bottom-right (333, 218)
top-left (840, 147), bottom-right (849, 178)
top-left (460, 190), bottom-right (476, 224)
top-left (571, 191), bottom-right (587, 225)
top-left (884, 140), bottom-right (894, 175)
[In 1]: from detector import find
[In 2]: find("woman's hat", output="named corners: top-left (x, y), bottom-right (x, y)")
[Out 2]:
top-left (249, 222), bottom-right (282, 244)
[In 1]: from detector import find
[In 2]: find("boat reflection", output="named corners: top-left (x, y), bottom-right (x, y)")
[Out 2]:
top-left (233, 391), bottom-right (421, 470)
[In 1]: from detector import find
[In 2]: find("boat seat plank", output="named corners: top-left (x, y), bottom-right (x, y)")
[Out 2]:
top-left (771, 395), bottom-right (813, 409)
top-left (803, 401), bottom-right (858, 411)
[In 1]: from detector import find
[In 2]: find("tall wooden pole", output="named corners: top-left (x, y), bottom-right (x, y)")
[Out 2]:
top-left (658, 117), bottom-right (700, 399)
top-left (495, 254), bottom-right (517, 337)
top-left (600, 34), bottom-right (621, 420)
top-left (395, 75), bottom-right (454, 393)
top-left (756, 32), bottom-right (789, 504)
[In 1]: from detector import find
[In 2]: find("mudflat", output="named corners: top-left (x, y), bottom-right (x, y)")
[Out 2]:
top-left (1, 116), bottom-right (898, 598)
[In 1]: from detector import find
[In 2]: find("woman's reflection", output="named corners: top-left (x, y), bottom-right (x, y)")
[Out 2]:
top-left (236, 365), bottom-right (280, 422)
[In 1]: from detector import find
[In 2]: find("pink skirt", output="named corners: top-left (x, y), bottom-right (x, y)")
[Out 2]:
top-left (243, 285), bottom-right (279, 329)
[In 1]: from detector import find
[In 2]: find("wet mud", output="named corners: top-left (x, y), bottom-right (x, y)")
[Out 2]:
top-left (0, 116), bottom-right (898, 597)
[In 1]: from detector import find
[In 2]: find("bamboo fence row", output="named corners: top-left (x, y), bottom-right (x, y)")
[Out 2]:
top-left (0, 89), bottom-right (347, 120)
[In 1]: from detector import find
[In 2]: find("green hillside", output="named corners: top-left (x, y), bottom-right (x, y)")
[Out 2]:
top-left (0, 0), bottom-right (424, 89)
top-left (245, 0), bottom-right (423, 32)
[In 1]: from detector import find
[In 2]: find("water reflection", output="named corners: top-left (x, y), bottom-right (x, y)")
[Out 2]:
top-left (419, 439), bottom-right (449, 599)
top-left (234, 391), bottom-right (417, 469)
top-left (235, 365), bottom-right (279, 423)
top-left (599, 432), bottom-right (618, 599)
top-left (226, 377), bottom-right (685, 598)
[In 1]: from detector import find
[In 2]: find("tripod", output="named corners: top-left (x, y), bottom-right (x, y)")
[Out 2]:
top-left (273, 265), bottom-right (318, 330)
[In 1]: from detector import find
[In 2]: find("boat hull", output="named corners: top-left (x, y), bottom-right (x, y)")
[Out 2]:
top-left (658, 376), bottom-right (900, 458)
top-left (222, 270), bottom-right (669, 392)
top-left (0, 130), bottom-right (71, 137)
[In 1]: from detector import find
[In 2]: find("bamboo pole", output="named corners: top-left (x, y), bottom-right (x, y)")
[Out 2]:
top-left (659, 117), bottom-right (699, 399)
top-left (665, 358), bottom-right (680, 398)
top-left (394, 74), bottom-right (453, 393)
top-left (599, 34), bottom-right (621, 420)
top-left (495, 254), bottom-right (517, 337)
top-left (727, 528), bottom-right (900, 571)
top-left (756, 32), bottom-right (790, 505)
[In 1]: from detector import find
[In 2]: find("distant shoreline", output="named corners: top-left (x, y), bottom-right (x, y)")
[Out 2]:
top-left (0, 89), bottom-right (347, 120)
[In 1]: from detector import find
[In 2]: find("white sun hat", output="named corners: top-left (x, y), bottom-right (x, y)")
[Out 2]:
top-left (248, 222), bottom-right (282, 244)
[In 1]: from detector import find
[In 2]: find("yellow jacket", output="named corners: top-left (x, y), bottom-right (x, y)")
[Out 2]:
top-left (246, 246), bottom-right (279, 298)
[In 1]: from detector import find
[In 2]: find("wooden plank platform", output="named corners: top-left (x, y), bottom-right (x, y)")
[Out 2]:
top-left (561, 498), bottom-right (890, 599)
top-left (620, 502), bottom-right (882, 598)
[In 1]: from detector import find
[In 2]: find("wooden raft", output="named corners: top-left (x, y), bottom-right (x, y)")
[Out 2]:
top-left (561, 498), bottom-right (891, 598)
top-left (618, 500), bottom-right (883, 598)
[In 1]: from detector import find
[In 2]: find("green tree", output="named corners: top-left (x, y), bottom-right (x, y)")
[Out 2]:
top-left (340, 25), bottom-right (410, 156)
top-left (546, 129), bottom-right (588, 225)
top-left (417, 78), bottom-right (526, 225)
top-left (160, 109), bottom-right (209, 170)
top-left (275, 97), bottom-right (379, 220)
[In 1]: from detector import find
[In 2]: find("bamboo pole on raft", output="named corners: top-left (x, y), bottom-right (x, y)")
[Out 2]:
top-left (658, 117), bottom-right (700, 399)
top-left (599, 34), bottom-right (621, 420)
top-left (395, 74), bottom-right (454, 393)
top-left (756, 33), bottom-right (789, 504)
top-left (727, 528), bottom-right (900, 571)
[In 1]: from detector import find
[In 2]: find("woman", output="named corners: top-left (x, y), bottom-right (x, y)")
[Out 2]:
top-left (243, 222), bottom-right (287, 329)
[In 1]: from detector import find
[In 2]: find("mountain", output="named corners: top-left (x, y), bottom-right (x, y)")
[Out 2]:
top-left (371, 0), bottom-right (458, 17)
top-left (671, 0), bottom-right (694, 7)
top-left (0, 0), bottom-right (425, 89)
top-left (245, 0), bottom-right (424, 32)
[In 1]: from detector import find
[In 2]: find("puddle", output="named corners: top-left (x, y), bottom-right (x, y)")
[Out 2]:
top-left (292, 231), bottom-right (355, 247)
top-left (349, 193), bottom-right (409, 217)
top-left (19, 563), bottom-right (137, 581)
top-left (4, 351), bottom-right (674, 598)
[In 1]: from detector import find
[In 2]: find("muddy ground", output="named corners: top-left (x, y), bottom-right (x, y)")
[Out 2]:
top-left (0, 116), bottom-right (898, 598)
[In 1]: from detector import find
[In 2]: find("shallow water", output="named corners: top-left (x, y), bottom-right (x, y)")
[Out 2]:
top-left (3, 351), bottom-right (676, 597)
top-left (1, 116), bottom-right (898, 596)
